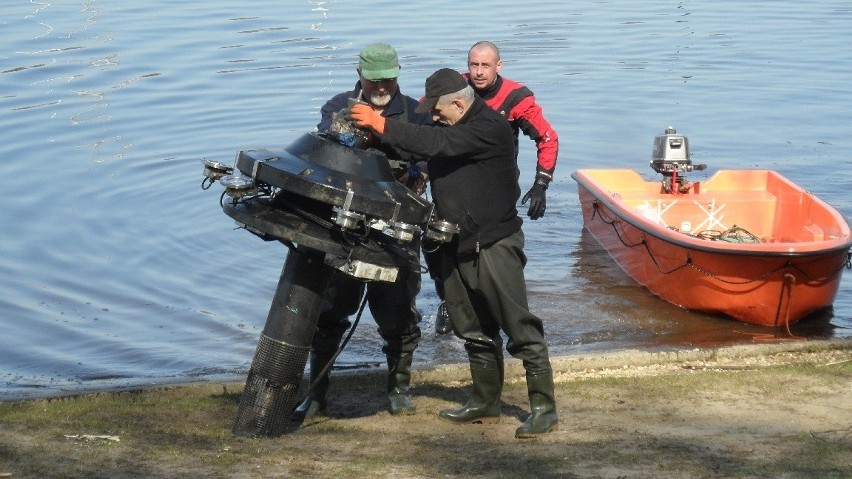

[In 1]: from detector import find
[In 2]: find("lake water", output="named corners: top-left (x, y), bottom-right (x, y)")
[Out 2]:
top-left (2, 1), bottom-right (851, 401)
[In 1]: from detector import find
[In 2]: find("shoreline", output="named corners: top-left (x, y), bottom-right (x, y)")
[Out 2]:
top-left (2, 338), bottom-right (851, 478)
top-left (4, 337), bottom-right (850, 404)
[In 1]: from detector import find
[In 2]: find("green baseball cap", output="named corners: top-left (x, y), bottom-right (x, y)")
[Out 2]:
top-left (359, 43), bottom-right (400, 81)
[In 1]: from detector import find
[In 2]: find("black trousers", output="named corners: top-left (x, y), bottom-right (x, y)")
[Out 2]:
top-left (312, 264), bottom-right (422, 358)
top-left (422, 245), bottom-right (446, 301)
top-left (441, 230), bottom-right (551, 375)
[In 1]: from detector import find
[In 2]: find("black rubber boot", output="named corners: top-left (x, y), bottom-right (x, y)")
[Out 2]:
top-left (387, 351), bottom-right (416, 415)
top-left (515, 370), bottom-right (559, 438)
top-left (434, 301), bottom-right (452, 335)
top-left (439, 356), bottom-right (503, 424)
top-left (292, 349), bottom-right (335, 421)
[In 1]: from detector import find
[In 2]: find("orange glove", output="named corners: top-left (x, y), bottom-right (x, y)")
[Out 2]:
top-left (348, 103), bottom-right (386, 135)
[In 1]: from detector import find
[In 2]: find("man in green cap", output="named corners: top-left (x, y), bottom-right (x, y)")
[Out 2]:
top-left (295, 43), bottom-right (433, 421)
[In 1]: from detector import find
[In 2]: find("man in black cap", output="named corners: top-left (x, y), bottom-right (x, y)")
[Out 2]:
top-left (427, 41), bottom-right (562, 336)
top-left (294, 43), bottom-right (432, 421)
top-left (349, 68), bottom-right (559, 439)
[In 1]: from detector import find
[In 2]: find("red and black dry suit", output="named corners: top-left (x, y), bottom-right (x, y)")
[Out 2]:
top-left (463, 73), bottom-right (559, 183)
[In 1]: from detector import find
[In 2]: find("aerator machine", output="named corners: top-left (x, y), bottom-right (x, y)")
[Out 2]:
top-left (650, 126), bottom-right (707, 194)
top-left (201, 121), bottom-right (455, 437)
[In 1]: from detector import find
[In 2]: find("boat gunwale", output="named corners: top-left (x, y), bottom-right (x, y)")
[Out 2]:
top-left (571, 169), bottom-right (852, 258)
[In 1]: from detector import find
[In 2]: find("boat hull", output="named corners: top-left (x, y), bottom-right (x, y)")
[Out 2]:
top-left (572, 169), bottom-right (852, 327)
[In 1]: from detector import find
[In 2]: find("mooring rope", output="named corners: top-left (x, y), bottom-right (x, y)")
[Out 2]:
top-left (776, 273), bottom-right (797, 333)
top-left (691, 225), bottom-right (761, 243)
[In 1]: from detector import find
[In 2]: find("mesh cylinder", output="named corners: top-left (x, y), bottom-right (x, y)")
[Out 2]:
top-left (232, 334), bottom-right (310, 437)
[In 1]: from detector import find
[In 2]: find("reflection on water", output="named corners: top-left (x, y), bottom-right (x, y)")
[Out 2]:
top-left (1, 0), bottom-right (850, 401)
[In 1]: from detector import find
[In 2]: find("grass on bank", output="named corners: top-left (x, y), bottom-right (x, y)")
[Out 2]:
top-left (0, 356), bottom-right (850, 479)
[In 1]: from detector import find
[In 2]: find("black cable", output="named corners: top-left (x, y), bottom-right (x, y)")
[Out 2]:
top-left (294, 290), bottom-right (369, 407)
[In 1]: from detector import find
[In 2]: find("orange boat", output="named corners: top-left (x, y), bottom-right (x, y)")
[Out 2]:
top-left (572, 127), bottom-right (852, 327)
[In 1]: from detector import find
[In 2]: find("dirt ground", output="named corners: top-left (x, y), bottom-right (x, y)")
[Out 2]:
top-left (1, 340), bottom-right (851, 479)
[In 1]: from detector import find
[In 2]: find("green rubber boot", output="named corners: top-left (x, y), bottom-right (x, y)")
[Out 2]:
top-left (515, 370), bottom-right (559, 438)
top-left (439, 357), bottom-right (503, 424)
top-left (292, 350), bottom-right (334, 421)
top-left (387, 351), bottom-right (416, 415)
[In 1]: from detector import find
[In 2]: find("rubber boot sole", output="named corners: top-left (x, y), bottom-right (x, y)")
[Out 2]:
top-left (515, 420), bottom-right (559, 438)
top-left (438, 410), bottom-right (501, 425)
top-left (389, 393), bottom-right (416, 416)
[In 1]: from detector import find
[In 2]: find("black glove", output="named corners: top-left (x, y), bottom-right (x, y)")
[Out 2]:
top-left (522, 182), bottom-right (547, 220)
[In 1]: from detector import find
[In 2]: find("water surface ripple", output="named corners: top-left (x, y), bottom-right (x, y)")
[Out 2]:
top-left (1, 1), bottom-right (850, 400)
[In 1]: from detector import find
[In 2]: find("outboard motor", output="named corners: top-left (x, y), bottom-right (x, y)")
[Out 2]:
top-left (202, 123), bottom-right (455, 437)
top-left (650, 126), bottom-right (706, 194)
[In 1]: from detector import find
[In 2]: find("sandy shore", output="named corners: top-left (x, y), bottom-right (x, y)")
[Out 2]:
top-left (1, 339), bottom-right (851, 478)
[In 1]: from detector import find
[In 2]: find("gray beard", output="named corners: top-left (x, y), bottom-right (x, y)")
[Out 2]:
top-left (369, 91), bottom-right (392, 107)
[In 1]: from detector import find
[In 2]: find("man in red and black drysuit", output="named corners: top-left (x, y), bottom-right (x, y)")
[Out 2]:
top-left (465, 40), bottom-right (559, 221)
